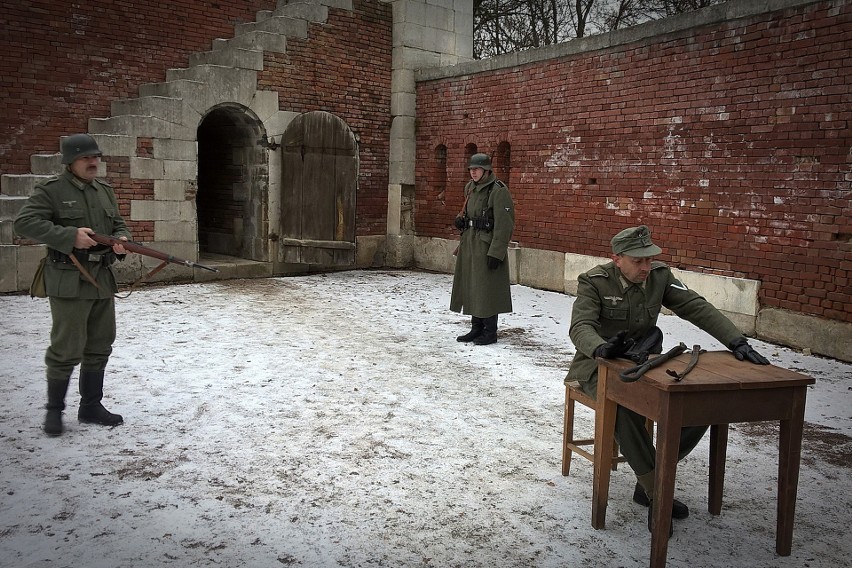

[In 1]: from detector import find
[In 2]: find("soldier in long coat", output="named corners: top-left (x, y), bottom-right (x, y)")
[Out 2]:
top-left (450, 153), bottom-right (515, 345)
top-left (14, 134), bottom-right (131, 436)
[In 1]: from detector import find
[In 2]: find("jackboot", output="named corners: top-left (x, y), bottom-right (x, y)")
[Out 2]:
top-left (44, 377), bottom-right (70, 437)
top-left (473, 315), bottom-right (498, 345)
top-left (78, 370), bottom-right (123, 426)
top-left (633, 482), bottom-right (689, 519)
top-left (457, 317), bottom-right (484, 342)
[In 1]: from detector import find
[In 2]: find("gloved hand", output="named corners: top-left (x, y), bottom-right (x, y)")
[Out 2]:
top-left (454, 216), bottom-right (466, 230)
top-left (486, 256), bottom-right (501, 270)
top-left (728, 337), bottom-right (770, 365)
top-left (593, 330), bottom-right (635, 359)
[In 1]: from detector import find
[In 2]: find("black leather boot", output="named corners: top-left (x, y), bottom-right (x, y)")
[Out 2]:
top-left (78, 370), bottom-right (123, 426)
top-left (44, 377), bottom-right (70, 437)
top-left (457, 317), bottom-right (484, 342)
top-left (473, 315), bottom-right (498, 345)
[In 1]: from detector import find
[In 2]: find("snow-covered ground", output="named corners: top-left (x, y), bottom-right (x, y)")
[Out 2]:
top-left (1, 270), bottom-right (849, 567)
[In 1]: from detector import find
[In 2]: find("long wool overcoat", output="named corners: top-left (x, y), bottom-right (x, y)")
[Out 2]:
top-left (449, 171), bottom-right (515, 318)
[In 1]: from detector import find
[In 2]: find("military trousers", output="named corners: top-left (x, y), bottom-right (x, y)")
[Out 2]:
top-left (581, 376), bottom-right (708, 477)
top-left (45, 296), bottom-right (116, 381)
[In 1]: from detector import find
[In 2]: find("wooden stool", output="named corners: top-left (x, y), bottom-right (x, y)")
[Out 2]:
top-left (562, 380), bottom-right (653, 476)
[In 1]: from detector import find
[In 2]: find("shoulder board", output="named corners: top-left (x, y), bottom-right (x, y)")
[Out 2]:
top-left (650, 261), bottom-right (668, 270)
top-left (40, 176), bottom-right (61, 186)
top-left (588, 266), bottom-right (609, 278)
top-left (495, 179), bottom-right (507, 189)
top-left (93, 178), bottom-right (113, 189)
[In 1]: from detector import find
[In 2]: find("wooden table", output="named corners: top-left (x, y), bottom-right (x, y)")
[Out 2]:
top-left (592, 350), bottom-right (815, 568)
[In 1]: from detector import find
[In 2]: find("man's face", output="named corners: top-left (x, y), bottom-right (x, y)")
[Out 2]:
top-left (612, 254), bottom-right (654, 284)
top-left (469, 167), bottom-right (485, 182)
top-left (69, 155), bottom-right (100, 182)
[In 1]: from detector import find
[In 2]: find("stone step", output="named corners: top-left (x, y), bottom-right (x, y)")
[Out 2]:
top-left (138, 79), bottom-right (207, 99)
top-left (88, 115), bottom-right (176, 139)
top-left (213, 31), bottom-right (287, 53)
top-left (111, 96), bottom-right (192, 124)
top-left (188, 47), bottom-right (264, 70)
top-left (273, 1), bottom-right (328, 23)
top-left (165, 64), bottom-right (257, 84)
top-left (1, 175), bottom-right (53, 199)
top-left (279, 0), bottom-right (351, 12)
top-left (30, 154), bottom-right (63, 175)
top-left (235, 15), bottom-right (307, 39)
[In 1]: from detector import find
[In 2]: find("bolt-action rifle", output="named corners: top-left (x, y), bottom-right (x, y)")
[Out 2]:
top-left (89, 233), bottom-right (219, 273)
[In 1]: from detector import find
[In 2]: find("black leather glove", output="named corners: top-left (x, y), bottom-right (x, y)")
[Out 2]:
top-left (486, 256), bottom-right (501, 270)
top-left (728, 337), bottom-right (770, 365)
top-left (593, 330), bottom-right (635, 359)
top-left (454, 216), bottom-right (466, 230)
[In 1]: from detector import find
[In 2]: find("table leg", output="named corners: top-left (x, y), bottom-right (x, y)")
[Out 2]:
top-left (708, 424), bottom-right (728, 515)
top-left (592, 364), bottom-right (617, 530)
top-left (650, 395), bottom-right (682, 568)
top-left (776, 387), bottom-right (807, 556)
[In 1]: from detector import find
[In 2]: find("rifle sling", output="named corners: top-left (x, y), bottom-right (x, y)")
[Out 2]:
top-left (618, 343), bottom-right (688, 382)
top-left (68, 253), bottom-right (103, 291)
top-left (114, 260), bottom-right (169, 299)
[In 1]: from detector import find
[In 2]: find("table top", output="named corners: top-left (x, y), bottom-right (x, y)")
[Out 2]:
top-left (598, 350), bottom-right (815, 392)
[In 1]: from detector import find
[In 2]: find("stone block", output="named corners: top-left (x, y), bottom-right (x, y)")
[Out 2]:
top-left (1, 175), bottom-right (53, 197)
top-left (276, 2), bottom-right (328, 23)
top-left (155, 220), bottom-right (198, 242)
top-left (163, 160), bottom-right (198, 181)
top-left (88, 115), bottom-right (174, 138)
top-left (0, 245), bottom-right (17, 292)
top-left (250, 90), bottom-right (281, 122)
top-left (563, 252), bottom-right (609, 295)
top-left (391, 91), bottom-right (416, 117)
top-left (189, 48), bottom-right (264, 70)
top-left (758, 308), bottom-right (851, 363)
top-left (0, 195), bottom-right (29, 219)
top-left (131, 200), bottom-right (195, 222)
top-left (30, 154), bottom-right (63, 175)
top-left (130, 157), bottom-right (166, 180)
top-left (154, 180), bottom-right (192, 201)
top-left (153, 139), bottom-right (197, 162)
top-left (518, 248), bottom-right (565, 292)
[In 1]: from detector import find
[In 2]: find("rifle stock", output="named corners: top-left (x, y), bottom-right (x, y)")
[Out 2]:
top-left (90, 233), bottom-right (219, 273)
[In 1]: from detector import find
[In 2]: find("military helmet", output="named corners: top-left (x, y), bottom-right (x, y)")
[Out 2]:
top-left (468, 153), bottom-right (492, 171)
top-left (61, 134), bottom-right (102, 164)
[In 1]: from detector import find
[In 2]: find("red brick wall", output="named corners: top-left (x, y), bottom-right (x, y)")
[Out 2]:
top-left (415, 1), bottom-right (851, 323)
top-left (0, 0), bottom-right (391, 236)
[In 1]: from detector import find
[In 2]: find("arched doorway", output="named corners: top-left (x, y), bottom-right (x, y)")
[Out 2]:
top-left (197, 104), bottom-right (269, 261)
top-left (279, 111), bottom-right (357, 265)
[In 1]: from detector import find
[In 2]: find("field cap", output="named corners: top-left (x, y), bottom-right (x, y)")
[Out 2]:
top-left (611, 225), bottom-right (662, 257)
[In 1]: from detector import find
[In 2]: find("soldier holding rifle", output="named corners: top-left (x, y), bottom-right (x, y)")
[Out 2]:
top-left (14, 134), bottom-right (131, 436)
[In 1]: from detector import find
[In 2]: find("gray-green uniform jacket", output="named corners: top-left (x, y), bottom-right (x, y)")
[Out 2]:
top-left (14, 170), bottom-right (130, 299)
top-left (567, 261), bottom-right (744, 388)
top-left (450, 171), bottom-right (515, 317)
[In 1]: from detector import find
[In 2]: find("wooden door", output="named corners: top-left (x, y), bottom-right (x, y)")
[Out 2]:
top-left (280, 111), bottom-right (357, 265)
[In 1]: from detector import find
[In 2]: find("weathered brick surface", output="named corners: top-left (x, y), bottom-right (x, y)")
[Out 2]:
top-left (415, 1), bottom-right (851, 323)
top-left (0, 0), bottom-right (391, 237)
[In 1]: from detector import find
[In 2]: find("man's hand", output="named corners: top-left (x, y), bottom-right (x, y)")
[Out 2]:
top-left (454, 216), bottom-right (466, 230)
top-left (74, 227), bottom-right (97, 249)
top-left (112, 236), bottom-right (128, 255)
top-left (728, 337), bottom-right (770, 365)
top-left (486, 256), bottom-right (501, 270)
top-left (593, 330), bottom-right (635, 359)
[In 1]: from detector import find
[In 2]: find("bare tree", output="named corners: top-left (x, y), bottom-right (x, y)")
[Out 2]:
top-left (473, 0), bottom-right (724, 58)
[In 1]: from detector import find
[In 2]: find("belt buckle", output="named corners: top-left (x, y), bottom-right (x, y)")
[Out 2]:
top-left (88, 254), bottom-right (102, 263)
